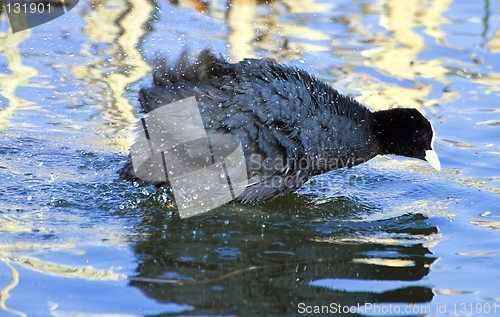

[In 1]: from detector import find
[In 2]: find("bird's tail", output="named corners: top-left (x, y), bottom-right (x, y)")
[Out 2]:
top-left (152, 49), bottom-right (234, 88)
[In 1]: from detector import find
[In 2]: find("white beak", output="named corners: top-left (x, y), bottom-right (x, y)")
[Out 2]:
top-left (425, 149), bottom-right (441, 171)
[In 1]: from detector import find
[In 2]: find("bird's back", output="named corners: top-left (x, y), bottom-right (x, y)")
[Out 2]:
top-left (125, 50), bottom-right (379, 202)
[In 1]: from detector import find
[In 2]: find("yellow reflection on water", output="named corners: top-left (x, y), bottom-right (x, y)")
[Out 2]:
top-left (433, 288), bottom-right (473, 295)
top-left (225, 0), bottom-right (332, 62)
top-left (0, 0), bottom-right (153, 153)
top-left (0, 29), bottom-right (37, 130)
top-left (78, 0), bottom-right (153, 150)
top-left (0, 216), bottom-right (33, 234)
top-left (0, 258), bottom-right (27, 317)
top-left (11, 256), bottom-right (126, 280)
top-left (470, 221), bottom-right (500, 230)
top-left (357, 0), bottom-right (454, 112)
top-left (227, 0), bottom-right (257, 62)
top-left (352, 257), bottom-right (415, 267)
top-left (489, 28), bottom-right (500, 52)
top-left (311, 233), bottom-right (442, 248)
top-left (368, 0), bottom-right (451, 80)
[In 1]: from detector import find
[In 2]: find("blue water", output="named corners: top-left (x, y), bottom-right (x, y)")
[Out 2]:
top-left (1, 0), bottom-right (500, 316)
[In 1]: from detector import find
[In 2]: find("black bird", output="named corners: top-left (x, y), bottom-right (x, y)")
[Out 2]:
top-left (119, 50), bottom-right (440, 204)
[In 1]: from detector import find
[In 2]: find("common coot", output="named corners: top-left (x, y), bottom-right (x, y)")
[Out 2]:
top-left (120, 50), bottom-right (440, 204)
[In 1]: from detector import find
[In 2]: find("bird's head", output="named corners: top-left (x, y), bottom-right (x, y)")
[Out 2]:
top-left (372, 108), bottom-right (441, 171)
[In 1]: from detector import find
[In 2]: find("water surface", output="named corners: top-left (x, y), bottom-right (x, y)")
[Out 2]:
top-left (1, 0), bottom-right (500, 316)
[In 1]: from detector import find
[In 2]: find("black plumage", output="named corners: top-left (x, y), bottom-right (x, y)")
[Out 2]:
top-left (119, 50), bottom-right (440, 203)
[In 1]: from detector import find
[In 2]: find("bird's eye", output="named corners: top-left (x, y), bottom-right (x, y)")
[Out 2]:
top-left (423, 135), bottom-right (429, 141)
